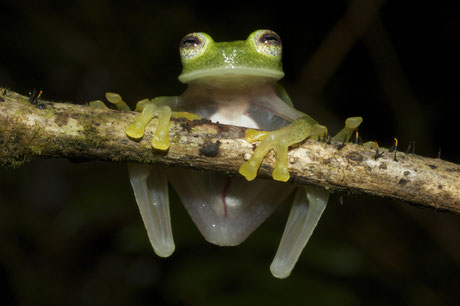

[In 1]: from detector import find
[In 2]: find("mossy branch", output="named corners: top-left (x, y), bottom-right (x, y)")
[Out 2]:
top-left (1, 88), bottom-right (460, 214)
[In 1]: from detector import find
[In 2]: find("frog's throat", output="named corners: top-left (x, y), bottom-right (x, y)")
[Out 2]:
top-left (178, 67), bottom-right (284, 84)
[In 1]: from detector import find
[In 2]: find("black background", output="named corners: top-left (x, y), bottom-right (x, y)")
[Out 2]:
top-left (1, 1), bottom-right (460, 305)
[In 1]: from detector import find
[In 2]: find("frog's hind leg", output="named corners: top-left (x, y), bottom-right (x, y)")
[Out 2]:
top-left (128, 163), bottom-right (174, 257)
top-left (270, 186), bottom-right (329, 279)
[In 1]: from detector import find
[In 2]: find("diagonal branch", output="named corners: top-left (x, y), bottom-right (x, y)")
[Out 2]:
top-left (1, 88), bottom-right (460, 214)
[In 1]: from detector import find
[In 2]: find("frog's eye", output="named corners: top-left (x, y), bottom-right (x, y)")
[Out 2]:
top-left (179, 32), bottom-right (208, 60)
top-left (251, 30), bottom-right (282, 57)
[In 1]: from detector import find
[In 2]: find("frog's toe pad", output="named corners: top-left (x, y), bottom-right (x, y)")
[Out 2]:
top-left (272, 166), bottom-right (290, 182)
top-left (239, 160), bottom-right (259, 181)
top-left (245, 129), bottom-right (268, 142)
top-left (126, 122), bottom-right (146, 140)
top-left (345, 117), bottom-right (363, 129)
top-left (89, 100), bottom-right (108, 109)
top-left (105, 92), bottom-right (131, 111)
top-left (152, 134), bottom-right (170, 151)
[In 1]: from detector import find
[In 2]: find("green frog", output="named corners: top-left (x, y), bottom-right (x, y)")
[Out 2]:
top-left (95, 30), bottom-right (361, 278)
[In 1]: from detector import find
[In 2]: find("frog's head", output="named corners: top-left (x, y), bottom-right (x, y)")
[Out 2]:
top-left (178, 29), bottom-right (284, 86)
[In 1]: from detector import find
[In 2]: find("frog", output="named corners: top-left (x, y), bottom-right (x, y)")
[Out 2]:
top-left (93, 29), bottom-right (362, 278)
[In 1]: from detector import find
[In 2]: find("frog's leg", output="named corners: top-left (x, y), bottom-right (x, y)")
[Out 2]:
top-left (89, 97), bottom-right (174, 257)
top-left (239, 115), bottom-right (327, 182)
top-left (128, 163), bottom-right (174, 257)
top-left (270, 186), bottom-right (329, 279)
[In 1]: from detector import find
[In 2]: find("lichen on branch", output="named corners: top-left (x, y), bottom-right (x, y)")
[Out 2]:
top-left (1, 88), bottom-right (460, 214)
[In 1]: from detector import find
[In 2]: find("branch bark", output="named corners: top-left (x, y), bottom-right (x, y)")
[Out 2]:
top-left (1, 88), bottom-right (460, 214)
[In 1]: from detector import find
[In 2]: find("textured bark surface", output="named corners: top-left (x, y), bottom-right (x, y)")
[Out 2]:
top-left (1, 88), bottom-right (460, 214)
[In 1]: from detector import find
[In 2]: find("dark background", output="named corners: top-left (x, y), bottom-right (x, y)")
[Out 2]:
top-left (1, 1), bottom-right (460, 305)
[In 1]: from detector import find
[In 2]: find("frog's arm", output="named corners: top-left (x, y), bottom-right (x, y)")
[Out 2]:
top-left (273, 83), bottom-right (294, 106)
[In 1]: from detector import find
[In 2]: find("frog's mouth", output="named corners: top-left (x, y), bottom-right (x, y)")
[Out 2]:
top-left (178, 67), bottom-right (284, 84)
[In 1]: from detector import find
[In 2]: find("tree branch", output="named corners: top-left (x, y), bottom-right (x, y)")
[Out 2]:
top-left (1, 88), bottom-right (460, 214)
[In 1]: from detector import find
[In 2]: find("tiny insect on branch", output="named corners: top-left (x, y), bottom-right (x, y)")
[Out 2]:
top-left (1, 88), bottom-right (460, 214)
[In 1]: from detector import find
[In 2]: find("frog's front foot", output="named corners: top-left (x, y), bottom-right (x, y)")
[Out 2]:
top-left (125, 97), bottom-right (173, 150)
top-left (239, 116), bottom-right (327, 182)
top-left (124, 96), bottom-right (200, 150)
top-left (90, 93), bottom-right (172, 150)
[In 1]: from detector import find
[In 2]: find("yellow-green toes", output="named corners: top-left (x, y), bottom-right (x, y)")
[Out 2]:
top-left (239, 116), bottom-right (327, 182)
top-left (239, 115), bottom-right (329, 183)
top-left (105, 92), bottom-right (131, 111)
top-left (89, 92), bottom-right (131, 111)
top-left (126, 102), bottom-right (172, 151)
top-left (172, 111), bottom-right (201, 121)
top-left (332, 116), bottom-right (362, 142)
top-left (88, 100), bottom-right (108, 109)
top-left (239, 132), bottom-right (292, 182)
top-left (125, 96), bottom-right (199, 151)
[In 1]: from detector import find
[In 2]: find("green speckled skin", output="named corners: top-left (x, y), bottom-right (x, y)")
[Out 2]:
top-left (178, 30), bottom-right (284, 83)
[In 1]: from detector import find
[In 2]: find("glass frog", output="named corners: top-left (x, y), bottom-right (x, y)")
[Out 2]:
top-left (96, 30), bottom-right (361, 278)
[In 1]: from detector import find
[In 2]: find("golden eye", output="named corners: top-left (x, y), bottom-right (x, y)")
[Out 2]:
top-left (252, 30), bottom-right (282, 57)
top-left (179, 32), bottom-right (208, 60)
